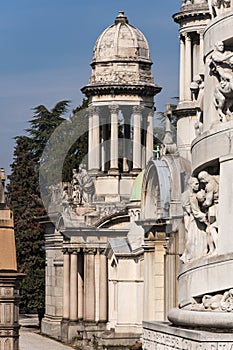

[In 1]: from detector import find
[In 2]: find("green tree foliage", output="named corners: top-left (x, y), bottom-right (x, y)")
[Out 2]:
top-left (7, 99), bottom-right (89, 316)
top-left (26, 100), bottom-right (70, 162)
top-left (62, 99), bottom-right (89, 181)
top-left (7, 136), bottom-right (45, 313)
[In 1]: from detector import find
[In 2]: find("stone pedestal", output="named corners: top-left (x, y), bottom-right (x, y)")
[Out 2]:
top-left (143, 321), bottom-right (233, 350)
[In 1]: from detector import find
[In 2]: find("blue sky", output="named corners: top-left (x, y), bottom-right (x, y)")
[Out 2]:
top-left (0, 0), bottom-right (180, 176)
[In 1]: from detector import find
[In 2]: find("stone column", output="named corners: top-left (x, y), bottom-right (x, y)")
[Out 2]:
top-left (133, 106), bottom-right (142, 171)
top-left (192, 34), bottom-right (198, 79)
top-left (109, 105), bottom-right (119, 172)
top-left (63, 249), bottom-right (70, 319)
top-left (123, 112), bottom-right (131, 172)
top-left (88, 107), bottom-right (94, 171)
top-left (179, 35), bottom-right (185, 102)
top-left (69, 249), bottom-right (78, 321)
top-left (92, 107), bottom-right (100, 171)
top-left (185, 33), bottom-right (192, 101)
top-left (199, 31), bottom-right (204, 74)
top-left (77, 252), bottom-right (84, 320)
top-left (99, 249), bottom-right (108, 322)
top-left (141, 115), bottom-right (147, 169)
top-left (146, 111), bottom-right (154, 163)
top-left (84, 248), bottom-right (96, 322)
top-left (101, 119), bottom-right (108, 172)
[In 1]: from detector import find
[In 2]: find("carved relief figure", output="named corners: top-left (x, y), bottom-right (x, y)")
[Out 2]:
top-left (180, 171), bottom-right (220, 263)
top-left (191, 289), bottom-right (233, 312)
top-left (180, 177), bottom-right (208, 263)
top-left (198, 171), bottom-right (219, 254)
top-left (209, 41), bottom-right (233, 121)
top-left (214, 72), bottom-right (233, 121)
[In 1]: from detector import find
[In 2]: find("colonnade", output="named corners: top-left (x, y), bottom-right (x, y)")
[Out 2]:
top-left (179, 31), bottom-right (204, 102)
top-left (62, 248), bottom-right (108, 323)
top-left (88, 105), bottom-right (154, 173)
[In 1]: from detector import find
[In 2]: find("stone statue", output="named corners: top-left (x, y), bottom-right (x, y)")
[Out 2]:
top-left (209, 41), bottom-right (233, 121)
top-left (198, 171), bottom-right (219, 254)
top-left (210, 41), bottom-right (233, 79)
top-left (208, 0), bottom-right (231, 18)
top-left (71, 164), bottom-right (95, 205)
top-left (62, 185), bottom-right (71, 216)
top-left (190, 74), bottom-right (204, 135)
top-left (180, 177), bottom-right (208, 263)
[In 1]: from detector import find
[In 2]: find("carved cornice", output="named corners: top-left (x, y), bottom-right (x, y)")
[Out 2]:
top-left (173, 5), bottom-right (210, 24)
top-left (172, 106), bottom-right (197, 119)
top-left (81, 84), bottom-right (162, 98)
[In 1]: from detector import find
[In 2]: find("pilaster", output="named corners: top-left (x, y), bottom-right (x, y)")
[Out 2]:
top-left (83, 248), bottom-right (96, 322)
top-left (62, 249), bottom-right (70, 320)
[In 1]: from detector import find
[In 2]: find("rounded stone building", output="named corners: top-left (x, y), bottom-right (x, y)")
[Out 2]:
top-left (82, 11), bottom-right (161, 176)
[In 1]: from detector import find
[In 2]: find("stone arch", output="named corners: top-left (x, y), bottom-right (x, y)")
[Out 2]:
top-left (141, 160), bottom-right (171, 221)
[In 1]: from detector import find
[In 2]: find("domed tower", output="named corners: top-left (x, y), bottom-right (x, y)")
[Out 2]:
top-left (173, 0), bottom-right (210, 160)
top-left (82, 12), bottom-right (161, 194)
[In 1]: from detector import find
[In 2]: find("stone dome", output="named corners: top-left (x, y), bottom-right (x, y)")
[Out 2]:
top-left (82, 11), bottom-right (161, 98)
top-left (92, 11), bottom-right (151, 64)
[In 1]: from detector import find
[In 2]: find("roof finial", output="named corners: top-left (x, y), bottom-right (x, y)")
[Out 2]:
top-left (115, 11), bottom-right (128, 25)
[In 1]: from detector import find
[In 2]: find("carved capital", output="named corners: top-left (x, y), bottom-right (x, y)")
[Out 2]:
top-left (88, 106), bottom-right (99, 116)
top-left (184, 33), bottom-right (191, 41)
top-left (62, 248), bottom-right (69, 255)
top-left (133, 105), bottom-right (143, 114)
top-left (83, 248), bottom-right (97, 255)
top-left (69, 248), bottom-right (80, 255)
top-left (108, 105), bottom-right (119, 114)
top-left (98, 248), bottom-right (106, 255)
